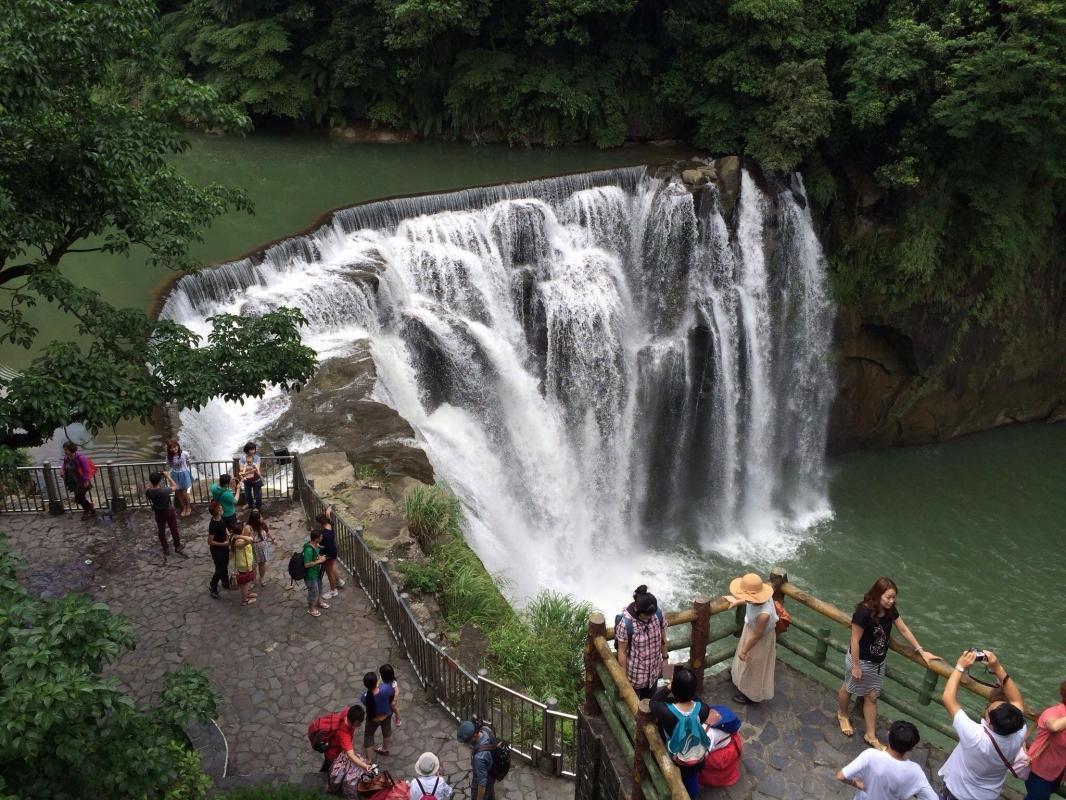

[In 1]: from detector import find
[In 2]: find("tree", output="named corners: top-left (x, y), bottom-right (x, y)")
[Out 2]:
top-left (0, 535), bottom-right (217, 799)
top-left (0, 0), bottom-right (316, 463)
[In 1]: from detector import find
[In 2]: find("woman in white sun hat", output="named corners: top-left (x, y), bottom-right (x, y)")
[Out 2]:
top-left (725, 572), bottom-right (778, 704)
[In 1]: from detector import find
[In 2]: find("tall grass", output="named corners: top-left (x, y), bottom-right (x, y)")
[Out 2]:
top-left (400, 485), bottom-right (591, 710)
top-left (403, 485), bottom-right (462, 547)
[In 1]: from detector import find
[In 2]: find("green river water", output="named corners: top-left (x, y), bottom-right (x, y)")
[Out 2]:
top-left (4, 133), bottom-right (1063, 709)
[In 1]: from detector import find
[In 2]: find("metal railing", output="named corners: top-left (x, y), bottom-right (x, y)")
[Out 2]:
top-left (1, 456), bottom-right (293, 515)
top-left (292, 455), bottom-right (578, 778)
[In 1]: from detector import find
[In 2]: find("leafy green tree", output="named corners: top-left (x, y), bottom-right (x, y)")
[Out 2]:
top-left (0, 535), bottom-right (216, 799)
top-left (0, 0), bottom-right (316, 460)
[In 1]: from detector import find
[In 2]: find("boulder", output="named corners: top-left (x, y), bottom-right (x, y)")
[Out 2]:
top-left (681, 169), bottom-right (709, 186)
top-left (715, 155), bottom-right (742, 221)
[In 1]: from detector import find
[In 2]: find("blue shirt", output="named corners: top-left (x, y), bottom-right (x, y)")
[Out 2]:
top-left (471, 728), bottom-right (495, 787)
top-left (360, 683), bottom-right (395, 720)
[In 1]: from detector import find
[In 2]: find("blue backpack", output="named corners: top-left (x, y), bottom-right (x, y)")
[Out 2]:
top-left (666, 702), bottom-right (711, 766)
top-left (614, 608), bottom-right (664, 641)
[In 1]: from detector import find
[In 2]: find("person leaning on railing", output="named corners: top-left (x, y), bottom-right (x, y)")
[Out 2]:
top-left (724, 572), bottom-right (778, 705)
top-left (837, 577), bottom-right (940, 751)
top-left (938, 649), bottom-right (1027, 800)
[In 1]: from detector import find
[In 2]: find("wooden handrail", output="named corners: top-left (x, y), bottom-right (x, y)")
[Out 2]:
top-left (592, 635), bottom-right (689, 800)
top-left (780, 581), bottom-right (1038, 719)
top-left (605, 596), bottom-right (732, 640)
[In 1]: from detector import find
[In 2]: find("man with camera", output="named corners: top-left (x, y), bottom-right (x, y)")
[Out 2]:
top-left (938, 648), bottom-right (1027, 800)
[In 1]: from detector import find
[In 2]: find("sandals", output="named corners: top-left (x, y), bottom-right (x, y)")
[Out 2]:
top-left (374, 747), bottom-right (389, 755)
top-left (308, 608), bottom-right (322, 617)
top-left (863, 734), bottom-right (886, 751)
top-left (241, 598), bottom-right (257, 606)
top-left (317, 602), bottom-right (330, 610)
top-left (837, 714), bottom-right (854, 737)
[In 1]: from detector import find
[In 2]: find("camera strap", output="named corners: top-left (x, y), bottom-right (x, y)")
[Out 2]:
top-left (983, 727), bottom-right (1020, 779)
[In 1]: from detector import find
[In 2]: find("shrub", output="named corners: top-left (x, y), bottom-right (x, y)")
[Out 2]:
top-left (162, 740), bottom-right (212, 800)
top-left (396, 559), bottom-right (441, 594)
top-left (215, 787), bottom-right (322, 800)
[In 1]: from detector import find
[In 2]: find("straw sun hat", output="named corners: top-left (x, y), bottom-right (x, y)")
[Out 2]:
top-left (729, 572), bottom-right (773, 603)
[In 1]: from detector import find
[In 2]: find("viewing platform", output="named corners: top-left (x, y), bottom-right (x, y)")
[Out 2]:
top-left (0, 455), bottom-right (1045, 799)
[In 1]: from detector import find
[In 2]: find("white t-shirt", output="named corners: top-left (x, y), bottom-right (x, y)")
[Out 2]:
top-left (841, 748), bottom-right (938, 800)
top-left (938, 709), bottom-right (1027, 800)
top-left (408, 775), bottom-right (453, 799)
top-left (745, 598), bottom-right (778, 627)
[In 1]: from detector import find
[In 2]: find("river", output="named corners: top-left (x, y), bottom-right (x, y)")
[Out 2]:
top-left (5, 133), bottom-right (1063, 708)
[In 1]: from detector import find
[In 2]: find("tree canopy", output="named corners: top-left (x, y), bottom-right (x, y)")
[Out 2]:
top-left (162, 0), bottom-right (1066, 323)
top-left (0, 536), bottom-right (216, 799)
top-left (0, 0), bottom-right (316, 461)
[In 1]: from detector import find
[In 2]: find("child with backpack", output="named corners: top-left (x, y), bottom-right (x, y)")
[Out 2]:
top-left (408, 752), bottom-right (453, 799)
top-left (650, 666), bottom-right (713, 798)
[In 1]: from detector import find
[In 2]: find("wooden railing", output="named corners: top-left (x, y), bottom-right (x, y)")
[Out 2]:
top-left (583, 579), bottom-right (1063, 800)
top-left (776, 580), bottom-right (1064, 798)
top-left (582, 596), bottom-right (743, 800)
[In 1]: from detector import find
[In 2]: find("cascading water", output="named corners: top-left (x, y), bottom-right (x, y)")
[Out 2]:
top-left (160, 165), bottom-right (835, 606)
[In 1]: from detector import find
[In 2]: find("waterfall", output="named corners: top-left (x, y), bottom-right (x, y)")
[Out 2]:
top-left (161, 165), bottom-right (835, 604)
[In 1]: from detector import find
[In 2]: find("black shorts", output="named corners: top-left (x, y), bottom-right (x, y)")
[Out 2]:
top-left (363, 716), bottom-right (392, 746)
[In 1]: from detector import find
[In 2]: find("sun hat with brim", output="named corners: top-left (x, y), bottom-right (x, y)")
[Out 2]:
top-left (729, 572), bottom-right (773, 603)
top-left (415, 751), bottom-right (440, 776)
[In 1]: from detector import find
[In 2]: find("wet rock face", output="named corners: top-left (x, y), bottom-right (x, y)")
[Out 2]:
top-left (266, 348), bottom-right (435, 484)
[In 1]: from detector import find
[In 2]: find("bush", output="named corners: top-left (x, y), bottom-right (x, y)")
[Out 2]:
top-left (396, 559), bottom-right (441, 594)
top-left (162, 740), bottom-right (212, 800)
top-left (0, 535), bottom-right (218, 800)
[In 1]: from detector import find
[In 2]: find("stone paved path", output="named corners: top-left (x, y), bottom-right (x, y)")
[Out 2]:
top-left (0, 504), bottom-right (565, 799)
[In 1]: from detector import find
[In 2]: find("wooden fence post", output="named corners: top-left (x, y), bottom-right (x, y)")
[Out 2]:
top-left (815, 625), bottom-right (831, 666)
top-left (583, 612), bottom-right (607, 716)
top-left (689, 595), bottom-right (710, 693)
top-left (632, 699), bottom-right (653, 799)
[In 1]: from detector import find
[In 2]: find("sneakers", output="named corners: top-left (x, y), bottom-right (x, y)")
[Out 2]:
top-left (210, 588), bottom-right (220, 599)
top-left (323, 589), bottom-right (339, 599)
top-left (175, 545), bottom-right (188, 558)
top-left (338, 578), bottom-right (347, 589)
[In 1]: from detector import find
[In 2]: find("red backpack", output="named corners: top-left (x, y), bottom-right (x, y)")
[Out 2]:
top-left (84, 456), bottom-right (98, 481)
top-left (307, 711), bottom-right (342, 753)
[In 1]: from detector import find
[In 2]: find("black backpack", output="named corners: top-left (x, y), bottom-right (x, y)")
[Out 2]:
top-left (472, 720), bottom-right (512, 781)
top-left (288, 548), bottom-right (308, 584)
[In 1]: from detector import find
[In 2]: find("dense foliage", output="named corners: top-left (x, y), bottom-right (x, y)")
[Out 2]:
top-left (0, 0), bottom-right (316, 463)
top-left (163, 0), bottom-right (1066, 322)
top-left (0, 535), bottom-right (216, 799)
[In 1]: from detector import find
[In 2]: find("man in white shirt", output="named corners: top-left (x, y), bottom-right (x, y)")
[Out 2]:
top-left (838, 719), bottom-right (939, 800)
top-left (938, 649), bottom-right (1027, 800)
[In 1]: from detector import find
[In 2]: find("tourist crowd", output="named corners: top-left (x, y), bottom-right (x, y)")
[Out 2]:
top-left (62, 440), bottom-right (1065, 800)
top-left (615, 575), bottom-right (1065, 800)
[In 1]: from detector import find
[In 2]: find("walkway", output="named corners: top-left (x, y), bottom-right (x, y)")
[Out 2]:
top-left (0, 503), bottom-right (562, 799)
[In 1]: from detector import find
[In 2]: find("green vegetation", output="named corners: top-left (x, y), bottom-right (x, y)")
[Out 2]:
top-left (215, 787), bottom-right (322, 800)
top-left (353, 462), bottom-right (387, 481)
top-left (159, 0), bottom-right (1066, 328)
top-left (0, 535), bottom-right (216, 799)
top-left (0, 0), bottom-right (316, 470)
top-left (398, 486), bottom-right (591, 709)
top-left (402, 485), bottom-right (463, 547)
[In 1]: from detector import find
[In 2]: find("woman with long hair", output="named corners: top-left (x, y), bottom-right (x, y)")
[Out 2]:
top-left (360, 671), bottom-right (395, 756)
top-left (837, 577), bottom-right (939, 749)
top-left (244, 509), bottom-right (277, 587)
top-left (165, 438), bottom-right (193, 517)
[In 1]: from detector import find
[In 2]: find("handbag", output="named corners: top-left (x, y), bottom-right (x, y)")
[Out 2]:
top-left (699, 732), bottom-right (743, 788)
top-left (328, 753), bottom-right (367, 798)
top-left (983, 727), bottom-right (1030, 780)
top-left (357, 769), bottom-right (396, 795)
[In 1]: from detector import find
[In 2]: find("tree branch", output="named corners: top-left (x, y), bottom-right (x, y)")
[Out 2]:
top-left (0, 264), bottom-right (34, 287)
